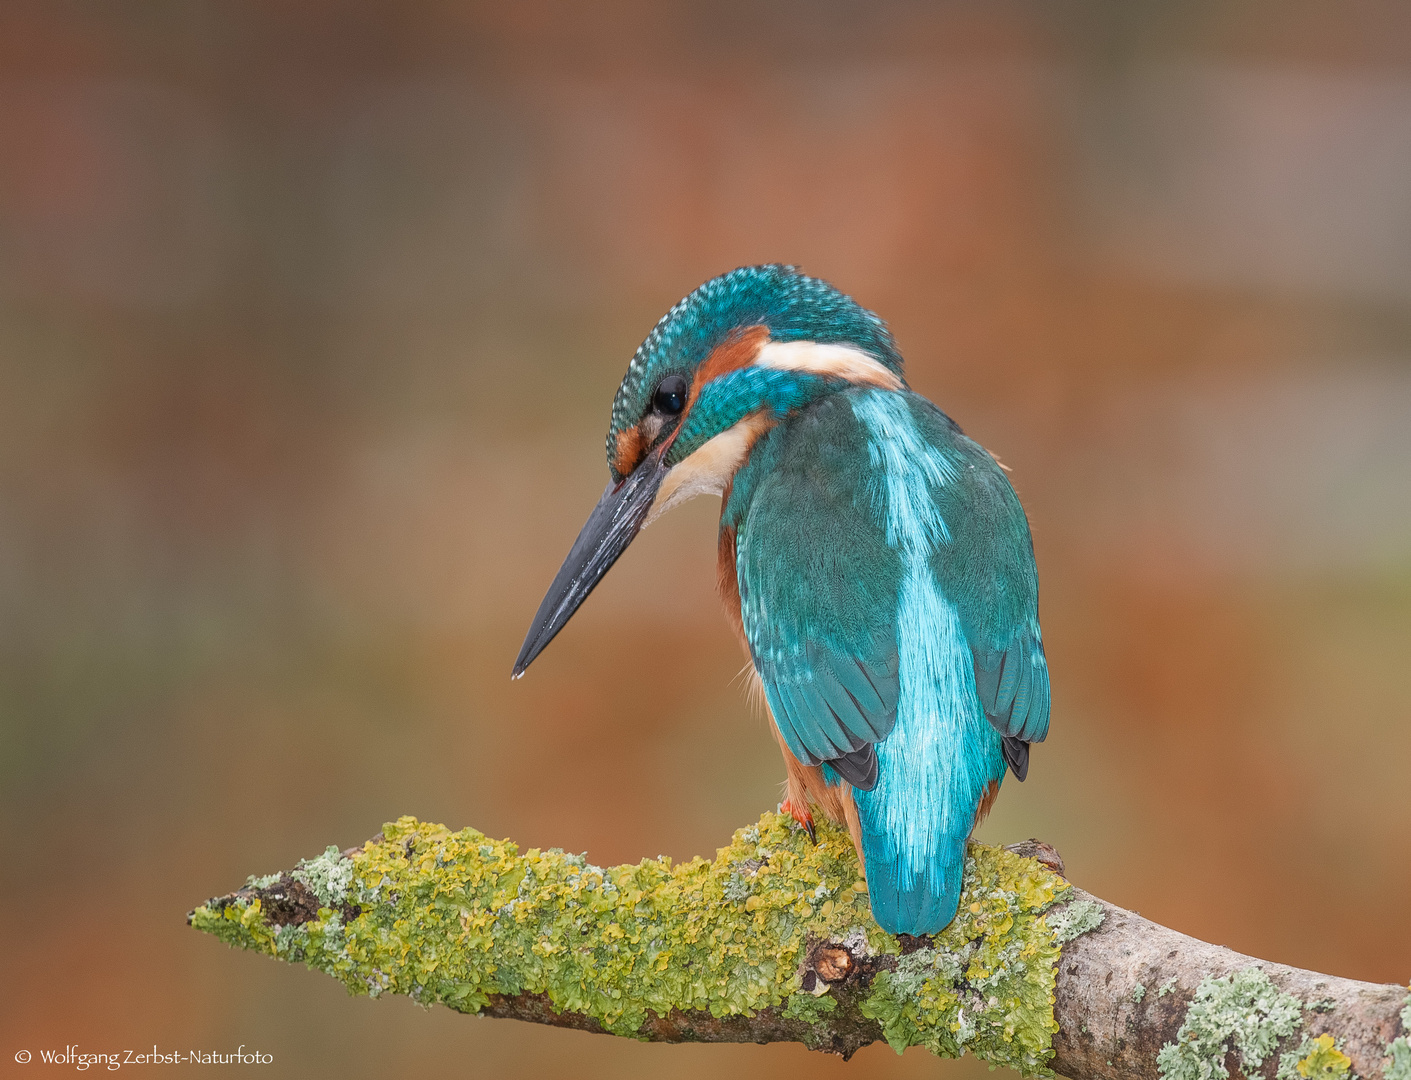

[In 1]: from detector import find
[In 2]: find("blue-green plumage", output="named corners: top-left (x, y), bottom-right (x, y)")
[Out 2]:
top-left (608, 265), bottom-right (902, 478)
top-left (726, 386), bottom-right (1046, 933)
top-left (517, 265), bottom-right (1050, 937)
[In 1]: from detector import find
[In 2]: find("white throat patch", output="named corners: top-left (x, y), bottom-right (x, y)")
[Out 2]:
top-left (643, 412), bottom-right (774, 527)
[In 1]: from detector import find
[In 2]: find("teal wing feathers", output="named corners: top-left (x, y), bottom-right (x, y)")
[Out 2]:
top-left (729, 397), bottom-right (902, 789)
top-left (972, 628), bottom-right (1050, 743)
top-left (730, 390), bottom-right (1049, 787)
top-left (729, 388), bottom-right (1047, 935)
top-left (904, 394), bottom-right (1050, 779)
top-left (971, 627), bottom-right (1049, 779)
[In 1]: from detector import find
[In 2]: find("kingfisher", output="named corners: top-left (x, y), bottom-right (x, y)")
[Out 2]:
top-left (513, 265), bottom-right (1050, 936)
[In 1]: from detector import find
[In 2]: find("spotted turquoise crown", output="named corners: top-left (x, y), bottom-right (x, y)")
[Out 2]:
top-left (605, 265), bottom-right (904, 470)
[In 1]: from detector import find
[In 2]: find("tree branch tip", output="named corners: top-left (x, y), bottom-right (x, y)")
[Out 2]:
top-left (189, 811), bottom-right (1411, 1080)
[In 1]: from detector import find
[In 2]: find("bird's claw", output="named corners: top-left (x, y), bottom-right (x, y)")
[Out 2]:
top-left (781, 798), bottom-right (818, 844)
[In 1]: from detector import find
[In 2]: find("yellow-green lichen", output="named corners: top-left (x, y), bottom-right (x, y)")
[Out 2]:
top-left (855, 847), bottom-right (1072, 1074)
top-left (782, 991), bottom-right (838, 1023)
top-left (190, 811), bottom-right (1072, 1072)
top-left (194, 890), bottom-right (280, 955)
top-left (1276, 1034), bottom-right (1354, 1080)
top-left (1157, 968), bottom-right (1304, 1080)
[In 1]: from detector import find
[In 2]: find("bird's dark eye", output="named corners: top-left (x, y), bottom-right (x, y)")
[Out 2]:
top-left (652, 375), bottom-right (688, 416)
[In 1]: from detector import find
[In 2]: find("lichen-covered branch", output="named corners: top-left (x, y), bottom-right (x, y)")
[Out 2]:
top-left (189, 812), bottom-right (1410, 1080)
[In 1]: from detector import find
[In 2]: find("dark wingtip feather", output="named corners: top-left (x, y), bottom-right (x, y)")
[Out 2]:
top-left (826, 744), bottom-right (878, 790)
top-left (1002, 736), bottom-right (1030, 781)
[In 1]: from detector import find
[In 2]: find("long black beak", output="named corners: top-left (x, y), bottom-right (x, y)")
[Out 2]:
top-left (512, 445), bottom-right (670, 677)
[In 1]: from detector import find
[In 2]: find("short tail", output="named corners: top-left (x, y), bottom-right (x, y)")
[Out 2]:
top-left (857, 823), bottom-right (967, 936)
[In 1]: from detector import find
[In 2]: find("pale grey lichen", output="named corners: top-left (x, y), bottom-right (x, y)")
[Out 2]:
top-left (1046, 899), bottom-right (1105, 944)
top-left (291, 845), bottom-right (355, 906)
top-left (1156, 967), bottom-right (1304, 1080)
top-left (1384, 986), bottom-right (1411, 1080)
top-left (271, 922), bottom-right (307, 960)
top-left (1133, 983), bottom-right (1147, 1004)
top-left (723, 871), bottom-right (752, 903)
top-left (1387, 1038), bottom-right (1411, 1080)
top-left (1159, 977), bottom-right (1179, 997)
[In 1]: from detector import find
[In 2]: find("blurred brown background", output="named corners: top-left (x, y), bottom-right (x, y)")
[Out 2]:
top-left (3, 2), bottom-right (1409, 1077)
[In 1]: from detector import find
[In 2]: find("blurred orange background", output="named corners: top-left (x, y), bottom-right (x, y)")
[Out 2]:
top-left (3, 3), bottom-right (1409, 1078)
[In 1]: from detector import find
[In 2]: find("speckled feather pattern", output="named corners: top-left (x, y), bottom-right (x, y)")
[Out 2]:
top-left (607, 265), bottom-right (903, 477)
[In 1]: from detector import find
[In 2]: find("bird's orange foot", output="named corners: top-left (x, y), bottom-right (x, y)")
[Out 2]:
top-left (781, 798), bottom-right (817, 844)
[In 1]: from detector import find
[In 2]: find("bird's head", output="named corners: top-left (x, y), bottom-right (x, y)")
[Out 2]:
top-left (513, 264), bottom-right (905, 676)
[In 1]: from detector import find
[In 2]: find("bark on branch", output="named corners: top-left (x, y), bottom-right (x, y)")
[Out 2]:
top-left (189, 812), bottom-right (1410, 1080)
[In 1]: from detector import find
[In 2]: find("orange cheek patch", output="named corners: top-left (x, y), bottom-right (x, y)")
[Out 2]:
top-left (623, 325), bottom-right (769, 474)
top-left (689, 324), bottom-right (770, 405)
top-left (614, 425), bottom-right (645, 477)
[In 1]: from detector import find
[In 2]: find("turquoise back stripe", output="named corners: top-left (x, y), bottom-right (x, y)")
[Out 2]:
top-left (848, 391), bottom-right (1003, 935)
